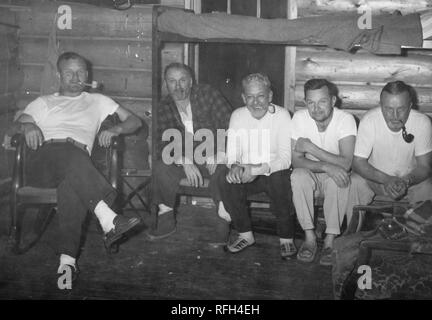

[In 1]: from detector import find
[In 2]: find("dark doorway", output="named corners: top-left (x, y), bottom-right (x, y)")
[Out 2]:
top-left (199, 0), bottom-right (287, 109)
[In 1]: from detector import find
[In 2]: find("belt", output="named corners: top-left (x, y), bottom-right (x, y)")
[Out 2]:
top-left (44, 137), bottom-right (88, 152)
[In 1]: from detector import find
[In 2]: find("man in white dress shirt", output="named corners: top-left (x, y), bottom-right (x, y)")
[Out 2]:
top-left (217, 73), bottom-right (297, 259)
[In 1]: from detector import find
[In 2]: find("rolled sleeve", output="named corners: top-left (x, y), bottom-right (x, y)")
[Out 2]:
top-left (414, 116), bottom-right (432, 157)
top-left (268, 111), bottom-right (292, 174)
top-left (22, 97), bottom-right (48, 124)
top-left (354, 116), bottom-right (374, 159)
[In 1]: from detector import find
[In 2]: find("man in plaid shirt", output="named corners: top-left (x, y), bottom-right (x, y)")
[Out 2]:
top-left (147, 62), bottom-right (233, 240)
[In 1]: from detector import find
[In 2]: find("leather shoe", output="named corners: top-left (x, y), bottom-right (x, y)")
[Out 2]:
top-left (104, 215), bottom-right (141, 248)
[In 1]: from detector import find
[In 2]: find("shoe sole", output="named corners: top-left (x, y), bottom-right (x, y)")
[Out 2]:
top-left (105, 218), bottom-right (141, 247)
top-left (319, 257), bottom-right (333, 266)
top-left (144, 226), bottom-right (177, 241)
top-left (281, 252), bottom-right (298, 260)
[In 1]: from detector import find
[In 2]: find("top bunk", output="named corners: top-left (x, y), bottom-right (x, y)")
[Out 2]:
top-left (152, 5), bottom-right (432, 54)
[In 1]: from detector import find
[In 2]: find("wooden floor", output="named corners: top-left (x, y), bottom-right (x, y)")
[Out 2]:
top-left (0, 199), bottom-right (334, 300)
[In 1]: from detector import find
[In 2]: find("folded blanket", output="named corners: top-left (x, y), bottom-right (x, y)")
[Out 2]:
top-left (158, 8), bottom-right (423, 54)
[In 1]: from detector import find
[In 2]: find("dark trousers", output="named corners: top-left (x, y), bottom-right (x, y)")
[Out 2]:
top-left (217, 167), bottom-right (295, 239)
top-left (152, 160), bottom-right (225, 209)
top-left (26, 143), bottom-right (117, 258)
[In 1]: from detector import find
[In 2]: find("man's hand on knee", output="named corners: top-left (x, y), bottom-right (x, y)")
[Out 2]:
top-left (226, 164), bottom-right (244, 184)
top-left (241, 165), bottom-right (258, 184)
top-left (182, 163), bottom-right (204, 187)
top-left (324, 163), bottom-right (350, 188)
top-left (23, 123), bottom-right (44, 150)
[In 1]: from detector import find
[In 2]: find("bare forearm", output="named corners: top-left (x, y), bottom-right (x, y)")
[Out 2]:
top-left (403, 166), bottom-right (432, 186)
top-left (308, 144), bottom-right (351, 171)
top-left (112, 115), bottom-right (141, 135)
top-left (292, 155), bottom-right (328, 173)
top-left (353, 157), bottom-right (390, 184)
top-left (13, 114), bottom-right (36, 133)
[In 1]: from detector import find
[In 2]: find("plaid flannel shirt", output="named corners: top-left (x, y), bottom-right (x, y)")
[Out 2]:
top-left (156, 84), bottom-right (232, 161)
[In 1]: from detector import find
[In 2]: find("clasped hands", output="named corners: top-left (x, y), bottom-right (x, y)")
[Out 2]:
top-left (226, 164), bottom-right (259, 184)
top-left (181, 155), bottom-right (218, 188)
top-left (383, 176), bottom-right (408, 200)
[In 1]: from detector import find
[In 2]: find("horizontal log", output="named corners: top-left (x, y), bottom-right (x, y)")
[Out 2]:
top-left (293, 106), bottom-right (432, 121)
top-left (296, 49), bottom-right (432, 86)
top-left (21, 65), bottom-right (152, 97)
top-left (297, 0), bottom-right (432, 17)
top-left (17, 92), bottom-right (151, 109)
top-left (295, 84), bottom-right (432, 113)
top-left (16, 2), bottom-right (152, 38)
top-left (20, 37), bottom-right (153, 69)
top-left (118, 100), bottom-right (152, 120)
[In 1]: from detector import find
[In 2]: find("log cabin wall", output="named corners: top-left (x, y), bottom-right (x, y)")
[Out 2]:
top-left (0, 15), bottom-right (22, 195)
top-left (0, 0), bottom-right (184, 202)
top-left (293, 0), bottom-right (432, 118)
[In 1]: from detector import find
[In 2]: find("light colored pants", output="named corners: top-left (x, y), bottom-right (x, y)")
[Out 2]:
top-left (291, 168), bottom-right (349, 235)
top-left (346, 173), bottom-right (432, 223)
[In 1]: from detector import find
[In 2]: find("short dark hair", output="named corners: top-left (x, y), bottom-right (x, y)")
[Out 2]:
top-left (164, 62), bottom-right (195, 82)
top-left (380, 80), bottom-right (416, 105)
top-left (304, 78), bottom-right (341, 107)
top-left (304, 78), bottom-right (338, 98)
top-left (56, 52), bottom-right (88, 71)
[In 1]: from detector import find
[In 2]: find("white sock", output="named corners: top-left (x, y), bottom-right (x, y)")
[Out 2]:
top-left (218, 201), bottom-right (232, 222)
top-left (280, 238), bottom-right (294, 245)
top-left (94, 200), bottom-right (116, 233)
top-left (239, 231), bottom-right (254, 242)
top-left (158, 203), bottom-right (173, 216)
top-left (58, 254), bottom-right (76, 273)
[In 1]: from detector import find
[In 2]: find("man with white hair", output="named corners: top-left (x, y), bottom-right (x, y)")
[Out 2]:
top-left (217, 73), bottom-right (296, 259)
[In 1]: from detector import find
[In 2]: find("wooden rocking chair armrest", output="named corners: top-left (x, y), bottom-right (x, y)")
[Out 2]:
top-left (108, 136), bottom-right (122, 190)
top-left (11, 133), bottom-right (25, 192)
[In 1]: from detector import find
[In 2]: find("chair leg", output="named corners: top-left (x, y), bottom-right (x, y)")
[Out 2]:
top-left (9, 206), bottom-right (55, 255)
top-left (8, 203), bottom-right (24, 254)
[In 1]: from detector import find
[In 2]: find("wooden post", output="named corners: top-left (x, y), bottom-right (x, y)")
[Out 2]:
top-left (284, 0), bottom-right (297, 113)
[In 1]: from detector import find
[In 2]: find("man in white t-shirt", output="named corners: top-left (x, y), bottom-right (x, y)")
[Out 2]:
top-left (291, 79), bottom-right (357, 266)
top-left (15, 52), bottom-right (142, 282)
top-left (348, 81), bottom-right (432, 221)
top-left (217, 73), bottom-right (297, 259)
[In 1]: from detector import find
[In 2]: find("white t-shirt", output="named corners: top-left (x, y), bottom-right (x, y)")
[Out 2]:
top-left (23, 92), bottom-right (119, 154)
top-left (226, 104), bottom-right (292, 175)
top-left (355, 107), bottom-right (432, 177)
top-left (291, 108), bottom-right (357, 161)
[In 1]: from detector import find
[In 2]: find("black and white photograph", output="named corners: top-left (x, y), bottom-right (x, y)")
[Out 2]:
top-left (0, 0), bottom-right (432, 305)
